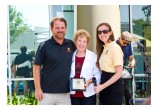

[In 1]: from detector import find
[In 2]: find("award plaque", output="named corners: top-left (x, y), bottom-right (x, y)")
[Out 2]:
top-left (71, 78), bottom-right (86, 91)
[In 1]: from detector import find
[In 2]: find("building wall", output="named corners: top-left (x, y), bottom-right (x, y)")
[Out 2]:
top-left (77, 5), bottom-right (121, 52)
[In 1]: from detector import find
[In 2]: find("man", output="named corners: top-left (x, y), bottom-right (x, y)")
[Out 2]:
top-left (12, 46), bottom-right (33, 96)
top-left (16, 51), bottom-right (35, 92)
top-left (33, 17), bottom-right (75, 105)
top-left (116, 31), bottom-right (136, 105)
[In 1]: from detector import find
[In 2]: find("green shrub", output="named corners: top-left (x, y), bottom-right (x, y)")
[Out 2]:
top-left (7, 92), bottom-right (38, 105)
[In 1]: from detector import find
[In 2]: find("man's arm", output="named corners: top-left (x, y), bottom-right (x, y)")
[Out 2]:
top-left (33, 64), bottom-right (43, 101)
top-left (17, 60), bottom-right (31, 68)
top-left (129, 55), bottom-right (135, 68)
top-left (11, 65), bottom-right (16, 75)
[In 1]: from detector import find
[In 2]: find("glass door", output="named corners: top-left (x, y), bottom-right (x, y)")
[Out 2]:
top-left (7, 5), bottom-right (76, 105)
top-left (7, 5), bottom-right (50, 105)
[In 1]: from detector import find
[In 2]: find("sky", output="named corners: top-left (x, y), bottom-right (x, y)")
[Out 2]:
top-left (15, 5), bottom-right (50, 30)
top-left (15, 5), bottom-right (147, 28)
top-left (120, 5), bottom-right (147, 23)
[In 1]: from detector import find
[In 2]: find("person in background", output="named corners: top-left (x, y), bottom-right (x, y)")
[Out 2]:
top-left (33, 17), bottom-right (75, 105)
top-left (12, 46), bottom-right (33, 96)
top-left (15, 51), bottom-right (35, 92)
top-left (94, 23), bottom-right (124, 105)
top-left (70, 29), bottom-right (101, 105)
top-left (29, 51), bottom-right (35, 65)
top-left (116, 31), bottom-right (136, 105)
top-left (18, 50), bottom-right (36, 92)
top-left (16, 51), bottom-right (35, 76)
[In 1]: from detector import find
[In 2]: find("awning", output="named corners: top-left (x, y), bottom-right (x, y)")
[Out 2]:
top-left (132, 34), bottom-right (151, 47)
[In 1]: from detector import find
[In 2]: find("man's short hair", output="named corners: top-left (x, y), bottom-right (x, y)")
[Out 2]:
top-left (50, 17), bottom-right (67, 28)
top-left (20, 46), bottom-right (27, 53)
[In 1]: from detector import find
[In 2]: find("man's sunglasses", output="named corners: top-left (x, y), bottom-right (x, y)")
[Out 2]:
top-left (97, 30), bottom-right (110, 35)
top-left (122, 38), bottom-right (131, 45)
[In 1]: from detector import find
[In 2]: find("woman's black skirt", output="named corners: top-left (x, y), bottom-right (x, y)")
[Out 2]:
top-left (99, 71), bottom-right (124, 105)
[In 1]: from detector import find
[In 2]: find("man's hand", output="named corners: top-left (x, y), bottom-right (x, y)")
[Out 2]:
top-left (35, 88), bottom-right (44, 101)
top-left (128, 61), bottom-right (135, 68)
top-left (129, 55), bottom-right (135, 68)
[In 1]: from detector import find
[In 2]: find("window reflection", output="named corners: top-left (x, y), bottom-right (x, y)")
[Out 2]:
top-left (132, 5), bottom-right (151, 74)
top-left (50, 5), bottom-right (74, 40)
top-left (7, 5), bottom-right (75, 104)
top-left (8, 5), bottom-right (50, 98)
top-left (132, 5), bottom-right (151, 98)
top-left (120, 5), bottom-right (130, 32)
top-left (120, 5), bottom-right (151, 101)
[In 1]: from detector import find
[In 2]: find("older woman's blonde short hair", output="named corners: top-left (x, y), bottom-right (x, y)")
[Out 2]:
top-left (73, 29), bottom-right (91, 46)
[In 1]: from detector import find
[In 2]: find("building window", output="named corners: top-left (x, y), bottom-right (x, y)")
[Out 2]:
top-left (49, 5), bottom-right (75, 40)
top-left (7, 5), bottom-right (50, 104)
top-left (7, 5), bottom-right (76, 105)
top-left (120, 5), bottom-right (130, 32)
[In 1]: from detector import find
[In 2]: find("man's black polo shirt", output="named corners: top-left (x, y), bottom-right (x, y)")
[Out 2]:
top-left (34, 37), bottom-right (75, 93)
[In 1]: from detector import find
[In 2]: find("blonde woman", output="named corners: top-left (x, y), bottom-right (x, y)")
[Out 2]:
top-left (70, 29), bottom-right (101, 105)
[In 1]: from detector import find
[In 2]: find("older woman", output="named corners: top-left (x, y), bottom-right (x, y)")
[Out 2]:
top-left (70, 29), bottom-right (101, 105)
top-left (94, 23), bottom-right (124, 105)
